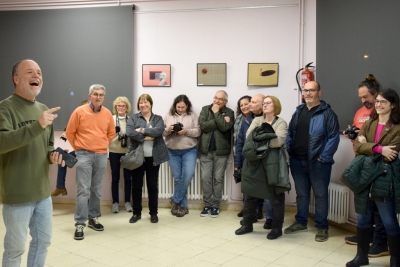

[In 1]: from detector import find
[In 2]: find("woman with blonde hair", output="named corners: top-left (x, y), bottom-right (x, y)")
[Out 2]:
top-left (109, 96), bottom-right (133, 213)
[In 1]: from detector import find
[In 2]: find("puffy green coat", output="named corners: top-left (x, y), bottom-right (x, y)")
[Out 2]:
top-left (198, 104), bottom-right (234, 156)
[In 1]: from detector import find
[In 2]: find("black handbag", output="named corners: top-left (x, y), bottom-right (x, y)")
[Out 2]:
top-left (120, 144), bottom-right (144, 170)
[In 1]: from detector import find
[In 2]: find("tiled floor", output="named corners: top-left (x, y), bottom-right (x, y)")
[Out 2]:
top-left (0, 204), bottom-right (391, 267)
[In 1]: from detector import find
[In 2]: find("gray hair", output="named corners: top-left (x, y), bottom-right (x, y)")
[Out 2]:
top-left (89, 84), bottom-right (106, 95)
top-left (216, 90), bottom-right (228, 100)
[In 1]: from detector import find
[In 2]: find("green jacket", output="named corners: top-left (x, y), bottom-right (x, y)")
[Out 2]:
top-left (0, 94), bottom-right (54, 204)
top-left (198, 104), bottom-right (234, 156)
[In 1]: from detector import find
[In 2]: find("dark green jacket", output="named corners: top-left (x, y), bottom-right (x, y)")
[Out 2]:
top-left (241, 122), bottom-right (290, 199)
top-left (198, 104), bottom-right (234, 156)
top-left (342, 155), bottom-right (400, 214)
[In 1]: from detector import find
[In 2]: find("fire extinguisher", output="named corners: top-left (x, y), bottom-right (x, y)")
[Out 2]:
top-left (296, 62), bottom-right (315, 102)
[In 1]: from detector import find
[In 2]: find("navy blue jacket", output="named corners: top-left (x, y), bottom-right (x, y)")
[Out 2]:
top-left (286, 100), bottom-right (339, 164)
top-left (234, 112), bottom-right (258, 168)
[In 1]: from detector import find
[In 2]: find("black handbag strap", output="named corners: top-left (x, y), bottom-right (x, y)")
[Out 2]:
top-left (271, 116), bottom-right (279, 126)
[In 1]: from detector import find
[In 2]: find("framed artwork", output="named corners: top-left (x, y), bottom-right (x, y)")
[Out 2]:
top-left (197, 63), bottom-right (227, 86)
top-left (247, 63), bottom-right (279, 87)
top-left (142, 64), bottom-right (171, 87)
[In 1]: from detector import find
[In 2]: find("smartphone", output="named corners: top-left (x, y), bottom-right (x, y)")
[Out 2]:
top-left (54, 147), bottom-right (78, 168)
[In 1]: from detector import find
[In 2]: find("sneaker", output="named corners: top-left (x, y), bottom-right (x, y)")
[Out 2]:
top-left (368, 243), bottom-right (390, 257)
top-left (51, 187), bottom-right (67, 197)
top-left (74, 225), bottom-right (84, 240)
top-left (210, 208), bottom-right (219, 218)
top-left (169, 197), bottom-right (179, 216)
top-left (344, 235), bottom-right (357, 245)
top-left (200, 207), bottom-right (211, 217)
top-left (88, 217), bottom-right (104, 231)
top-left (150, 214), bottom-right (159, 223)
top-left (176, 206), bottom-right (189, 217)
top-left (264, 219), bottom-right (272, 230)
top-left (112, 203), bottom-right (119, 213)
top-left (129, 214), bottom-right (141, 223)
top-left (315, 228), bottom-right (329, 242)
top-left (124, 202), bottom-right (133, 212)
top-left (284, 220), bottom-right (307, 234)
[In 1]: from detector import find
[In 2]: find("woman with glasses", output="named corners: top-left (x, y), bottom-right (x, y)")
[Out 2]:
top-left (109, 96), bottom-right (133, 213)
top-left (126, 94), bottom-right (169, 224)
top-left (163, 95), bottom-right (201, 217)
top-left (345, 88), bottom-right (400, 267)
top-left (235, 95), bottom-right (289, 240)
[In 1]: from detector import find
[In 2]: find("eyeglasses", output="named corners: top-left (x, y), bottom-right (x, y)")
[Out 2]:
top-left (303, 89), bottom-right (319, 94)
top-left (214, 96), bottom-right (226, 102)
top-left (262, 101), bottom-right (273, 106)
top-left (374, 99), bottom-right (389, 106)
top-left (92, 93), bottom-right (105, 98)
top-left (116, 105), bottom-right (126, 108)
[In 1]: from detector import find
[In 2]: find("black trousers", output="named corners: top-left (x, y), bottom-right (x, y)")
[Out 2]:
top-left (131, 157), bottom-right (160, 216)
top-left (243, 191), bottom-right (285, 229)
top-left (109, 152), bottom-right (133, 203)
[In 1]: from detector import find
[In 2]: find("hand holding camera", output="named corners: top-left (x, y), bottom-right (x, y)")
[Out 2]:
top-left (116, 125), bottom-right (128, 148)
top-left (344, 125), bottom-right (360, 140)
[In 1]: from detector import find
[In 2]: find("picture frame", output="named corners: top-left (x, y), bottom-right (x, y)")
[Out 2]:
top-left (197, 63), bottom-right (227, 86)
top-left (247, 63), bottom-right (279, 87)
top-left (142, 64), bottom-right (171, 87)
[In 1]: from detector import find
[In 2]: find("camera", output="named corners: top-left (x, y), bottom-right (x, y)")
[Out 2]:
top-left (115, 126), bottom-right (120, 133)
top-left (118, 133), bottom-right (128, 148)
top-left (344, 125), bottom-right (360, 140)
top-left (173, 122), bottom-right (183, 132)
top-left (233, 169), bottom-right (242, 184)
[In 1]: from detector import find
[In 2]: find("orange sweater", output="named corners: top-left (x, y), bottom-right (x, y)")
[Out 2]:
top-left (65, 104), bottom-right (115, 154)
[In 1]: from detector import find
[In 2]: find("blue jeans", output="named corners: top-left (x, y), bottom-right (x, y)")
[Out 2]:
top-left (109, 152), bottom-right (132, 203)
top-left (56, 150), bottom-right (76, 188)
top-left (2, 197), bottom-right (52, 267)
top-left (359, 197), bottom-right (400, 236)
top-left (264, 199), bottom-right (272, 219)
top-left (290, 157), bottom-right (332, 229)
top-left (168, 147), bottom-right (197, 207)
top-left (74, 150), bottom-right (107, 226)
top-left (357, 199), bottom-right (387, 248)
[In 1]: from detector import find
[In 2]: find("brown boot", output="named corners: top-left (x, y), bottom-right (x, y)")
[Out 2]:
top-left (51, 187), bottom-right (67, 197)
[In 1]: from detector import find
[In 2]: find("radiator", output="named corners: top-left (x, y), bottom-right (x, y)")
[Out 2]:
top-left (309, 183), bottom-right (350, 224)
top-left (142, 159), bottom-right (228, 201)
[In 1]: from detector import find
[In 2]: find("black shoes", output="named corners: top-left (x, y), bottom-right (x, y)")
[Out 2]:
top-left (267, 228), bottom-right (282, 240)
top-left (150, 215), bottom-right (159, 223)
top-left (129, 214), bottom-right (141, 223)
top-left (88, 217), bottom-right (104, 231)
top-left (74, 225), bottom-right (84, 240)
top-left (237, 210), bottom-right (244, 217)
top-left (235, 225), bottom-right (253, 235)
top-left (263, 219), bottom-right (272, 230)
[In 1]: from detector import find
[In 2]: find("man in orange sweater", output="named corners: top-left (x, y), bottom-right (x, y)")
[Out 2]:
top-left (66, 84), bottom-right (115, 240)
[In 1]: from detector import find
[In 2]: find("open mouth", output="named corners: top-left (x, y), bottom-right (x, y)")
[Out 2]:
top-left (29, 81), bottom-right (39, 86)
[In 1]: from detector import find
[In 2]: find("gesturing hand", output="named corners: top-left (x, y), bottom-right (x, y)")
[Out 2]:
top-left (39, 107), bottom-right (60, 129)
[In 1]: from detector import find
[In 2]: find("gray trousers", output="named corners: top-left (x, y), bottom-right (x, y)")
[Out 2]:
top-left (74, 150), bottom-right (107, 226)
top-left (200, 152), bottom-right (228, 208)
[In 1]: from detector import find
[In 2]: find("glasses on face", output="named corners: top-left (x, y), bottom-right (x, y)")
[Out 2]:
top-left (374, 99), bottom-right (389, 106)
top-left (214, 96), bottom-right (226, 102)
top-left (92, 93), bottom-right (105, 98)
top-left (303, 89), bottom-right (319, 94)
top-left (262, 101), bottom-right (273, 106)
top-left (116, 105), bottom-right (126, 108)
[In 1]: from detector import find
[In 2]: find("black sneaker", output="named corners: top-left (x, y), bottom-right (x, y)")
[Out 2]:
top-left (368, 243), bottom-right (390, 257)
top-left (129, 214), bottom-right (141, 223)
top-left (88, 217), bottom-right (104, 231)
top-left (344, 235), bottom-right (357, 245)
top-left (263, 219), bottom-right (272, 230)
top-left (74, 225), bottom-right (84, 240)
top-left (150, 214), bottom-right (159, 223)
top-left (200, 207), bottom-right (211, 217)
top-left (210, 207), bottom-right (219, 218)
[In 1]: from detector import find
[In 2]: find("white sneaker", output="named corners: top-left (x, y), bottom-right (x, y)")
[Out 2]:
top-left (112, 203), bottom-right (119, 213)
top-left (124, 202), bottom-right (133, 212)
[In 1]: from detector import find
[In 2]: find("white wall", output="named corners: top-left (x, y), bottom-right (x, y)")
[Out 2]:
top-left (51, 0), bottom-right (330, 210)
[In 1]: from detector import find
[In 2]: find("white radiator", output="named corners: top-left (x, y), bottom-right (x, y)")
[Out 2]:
top-left (309, 183), bottom-right (350, 224)
top-left (142, 159), bottom-right (228, 201)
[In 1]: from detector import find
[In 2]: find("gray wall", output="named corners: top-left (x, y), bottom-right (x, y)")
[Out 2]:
top-left (317, 0), bottom-right (400, 130)
top-left (0, 6), bottom-right (133, 130)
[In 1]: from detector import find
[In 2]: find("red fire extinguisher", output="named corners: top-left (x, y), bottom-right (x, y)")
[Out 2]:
top-left (296, 62), bottom-right (315, 102)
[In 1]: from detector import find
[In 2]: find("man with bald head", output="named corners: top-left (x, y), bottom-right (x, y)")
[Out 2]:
top-left (0, 59), bottom-right (64, 266)
top-left (285, 81), bottom-right (339, 242)
top-left (198, 90), bottom-right (234, 218)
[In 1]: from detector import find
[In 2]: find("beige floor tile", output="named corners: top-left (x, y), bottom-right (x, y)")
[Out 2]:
top-left (273, 253), bottom-right (320, 267)
top-left (194, 249), bottom-right (239, 265)
top-left (221, 255), bottom-right (269, 267)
